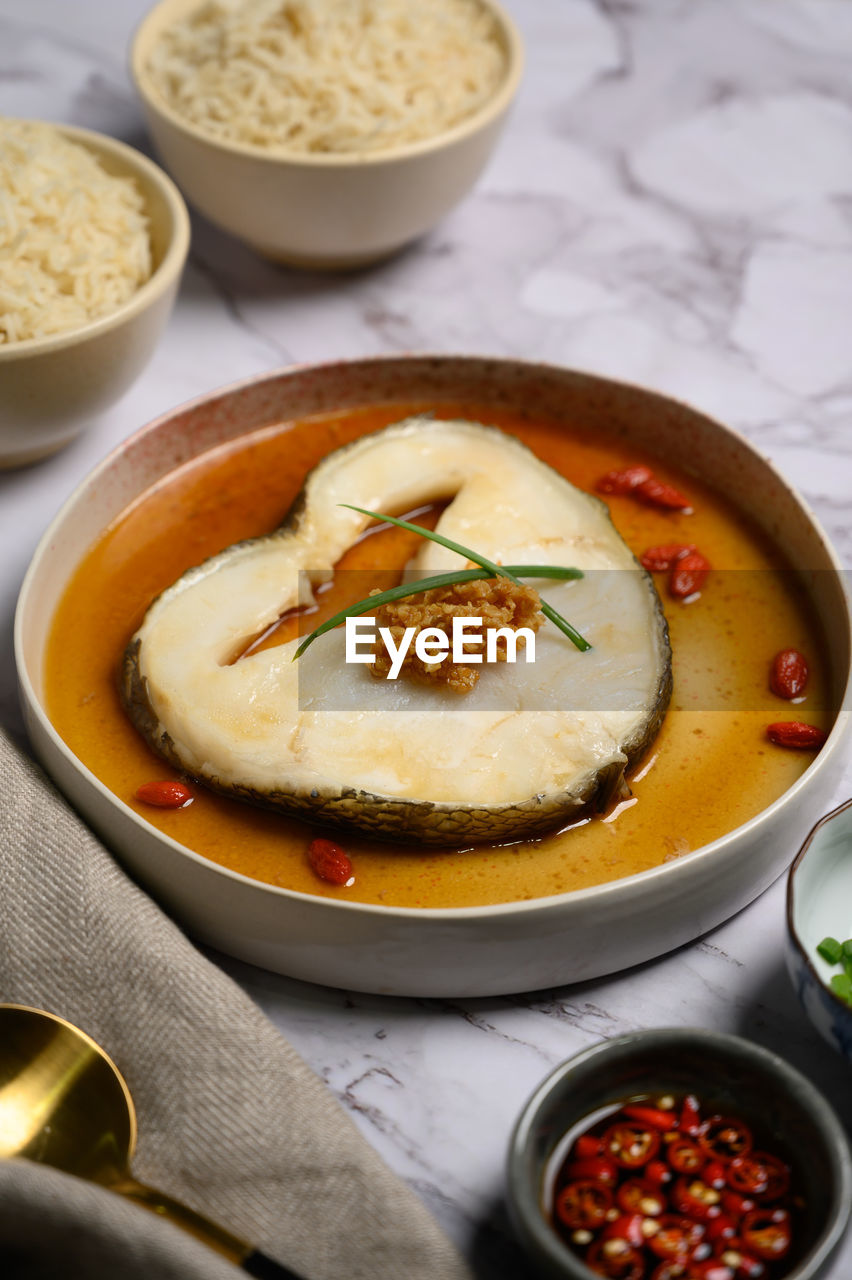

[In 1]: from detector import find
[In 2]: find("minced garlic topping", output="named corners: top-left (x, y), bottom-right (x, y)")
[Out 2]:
top-left (369, 576), bottom-right (542, 693)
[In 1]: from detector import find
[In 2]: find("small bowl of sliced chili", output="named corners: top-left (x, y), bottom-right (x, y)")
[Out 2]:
top-left (506, 1028), bottom-right (851, 1280)
top-left (786, 797), bottom-right (852, 1064)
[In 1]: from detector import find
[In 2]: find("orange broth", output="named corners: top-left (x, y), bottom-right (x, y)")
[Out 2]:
top-left (45, 403), bottom-right (831, 908)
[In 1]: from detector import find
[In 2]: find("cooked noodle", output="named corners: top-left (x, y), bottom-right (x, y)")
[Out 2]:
top-left (146, 0), bottom-right (507, 155)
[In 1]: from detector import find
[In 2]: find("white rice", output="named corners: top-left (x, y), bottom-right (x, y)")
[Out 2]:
top-left (146, 0), bottom-right (507, 155)
top-left (0, 119), bottom-right (152, 345)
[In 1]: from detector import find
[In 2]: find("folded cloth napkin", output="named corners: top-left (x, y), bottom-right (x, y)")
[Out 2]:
top-left (0, 727), bottom-right (474, 1280)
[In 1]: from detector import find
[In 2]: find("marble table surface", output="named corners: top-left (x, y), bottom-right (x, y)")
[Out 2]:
top-left (2, 1), bottom-right (851, 1275)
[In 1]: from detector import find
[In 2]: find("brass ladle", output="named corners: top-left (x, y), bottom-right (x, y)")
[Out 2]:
top-left (0, 1004), bottom-right (305, 1279)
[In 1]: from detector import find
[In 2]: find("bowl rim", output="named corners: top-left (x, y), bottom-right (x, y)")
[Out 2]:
top-left (506, 1027), bottom-right (852, 1280)
top-left (0, 119), bottom-right (191, 362)
top-left (130, 0), bottom-right (524, 168)
top-left (12, 353), bottom-right (852, 924)
top-left (787, 794), bottom-right (852, 1015)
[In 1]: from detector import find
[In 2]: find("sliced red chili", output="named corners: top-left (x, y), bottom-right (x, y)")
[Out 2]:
top-left (563, 1155), bottom-right (619, 1186)
top-left (623, 1103), bottom-right (679, 1131)
top-left (550, 1092), bottom-right (797, 1278)
top-left (603, 1122), bottom-right (661, 1168)
top-left (585, 1238), bottom-right (646, 1279)
top-left (702, 1160), bottom-right (728, 1190)
top-left (575, 1133), bottom-right (605, 1159)
top-left (554, 1179), bottom-right (613, 1230)
top-left (748, 1153), bottom-right (789, 1203)
top-left (602, 1212), bottom-right (646, 1248)
top-left (648, 1214), bottom-right (706, 1260)
top-left (617, 1178), bottom-right (666, 1217)
top-left (692, 1265), bottom-right (736, 1280)
top-left (651, 1263), bottom-right (691, 1280)
top-left (720, 1190), bottom-right (756, 1219)
top-left (670, 1176), bottom-right (723, 1222)
top-left (740, 1208), bottom-right (792, 1260)
top-left (651, 1264), bottom-right (736, 1280)
top-left (714, 1249), bottom-right (766, 1278)
top-left (667, 1136), bottom-right (705, 1174)
top-left (699, 1117), bottom-right (753, 1162)
top-left (651, 1263), bottom-right (690, 1280)
top-left (679, 1094), bottom-right (703, 1136)
top-left (726, 1152), bottom-right (789, 1200)
top-left (646, 1158), bottom-right (674, 1187)
top-left (705, 1215), bottom-right (739, 1247)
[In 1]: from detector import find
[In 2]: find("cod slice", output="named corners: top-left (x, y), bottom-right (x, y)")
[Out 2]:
top-left (122, 418), bottom-right (671, 843)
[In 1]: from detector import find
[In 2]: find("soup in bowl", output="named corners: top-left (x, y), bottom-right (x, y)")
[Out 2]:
top-left (14, 356), bottom-right (851, 995)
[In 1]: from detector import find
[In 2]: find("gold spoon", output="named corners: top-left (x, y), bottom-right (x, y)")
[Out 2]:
top-left (0, 1004), bottom-right (305, 1279)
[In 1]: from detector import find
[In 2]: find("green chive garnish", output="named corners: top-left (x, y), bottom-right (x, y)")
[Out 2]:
top-left (337, 504), bottom-right (592, 653)
top-left (294, 564), bottom-right (584, 660)
top-left (816, 936), bottom-right (852, 1007)
top-left (829, 973), bottom-right (852, 1004)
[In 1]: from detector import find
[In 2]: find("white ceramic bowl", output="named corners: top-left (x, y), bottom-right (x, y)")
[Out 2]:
top-left (786, 798), bottom-right (852, 1063)
top-left (14, 356), bottom-right (852, 997)
top-left (130, 0), bottom-right (523, 268)
top-left (0, 122), bottom-right (190, 468)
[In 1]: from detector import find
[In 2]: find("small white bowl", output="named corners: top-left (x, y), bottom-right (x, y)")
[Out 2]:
top-left (0, 123), bottom-right (190, 469)
top-left (130, 0), bottom-right (523, 268)
top-left (786, 798), bottom-right (852, 1064)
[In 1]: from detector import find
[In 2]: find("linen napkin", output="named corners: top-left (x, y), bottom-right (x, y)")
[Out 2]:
top-left (0, 726), bottom-right (474, 1280)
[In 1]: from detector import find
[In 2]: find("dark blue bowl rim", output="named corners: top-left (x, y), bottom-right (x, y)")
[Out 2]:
top-left (787, 795), bottom-right (852, 1018)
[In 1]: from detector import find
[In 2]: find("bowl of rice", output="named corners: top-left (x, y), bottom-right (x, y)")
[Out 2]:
top-left (0, 118), bottom-right (190, 468)
top-left (130, 0), bottom-right (523, 269)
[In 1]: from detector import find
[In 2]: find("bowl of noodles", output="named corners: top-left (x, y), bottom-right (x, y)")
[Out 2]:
top-left (130, 0), bottom-right (523, 268)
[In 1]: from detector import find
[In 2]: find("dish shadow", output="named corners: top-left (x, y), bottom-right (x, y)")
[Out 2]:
top-left (469, 1196), bottom-right (538, 1279)
top-left (183, 206), bottom-right (429, 302)
top-left (729, 956), bottom-right (852, 1133)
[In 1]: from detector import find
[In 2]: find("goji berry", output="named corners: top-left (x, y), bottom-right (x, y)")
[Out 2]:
top-left (135, 780), bottom-right (194, 809)
top-left (308, 837), bottom-right (354, 886)
top-left (635, 477), bottom-right (693, 511)
top-left (769, 649), bottom-right (808, 700)
top-left (596, 465), bottom-right (653, 495)
top-left (669, 551), bottom-right (711, 599)
top-left (766, 722), bottom-right (827, 750)
top-left (640, 544), bottom-right (696, 573)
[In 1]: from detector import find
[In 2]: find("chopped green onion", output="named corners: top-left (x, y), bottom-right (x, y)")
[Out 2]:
top-left (816, 936), bottom-right (852, 1007)
top-left (339, 503), bottom-right (592, 653)
top-left (817, 936), bottom-right (843, 965)
top-left (829, 973), bottom-right (852, 1004)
